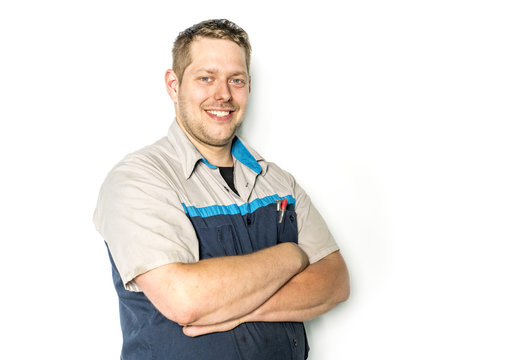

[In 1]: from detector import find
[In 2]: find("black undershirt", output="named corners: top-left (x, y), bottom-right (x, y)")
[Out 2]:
top-left (219, 166), bottom-right (239, 195)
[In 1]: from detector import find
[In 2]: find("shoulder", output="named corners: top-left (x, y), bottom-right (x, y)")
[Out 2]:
top-left (104, 136), bottom-right (184, 189)
top-left (95, 136), bottom-right (186, 213)
top-left (263, 161), bottom-right (297, 187)
top-left (93, 137), bottom-right (185, 228)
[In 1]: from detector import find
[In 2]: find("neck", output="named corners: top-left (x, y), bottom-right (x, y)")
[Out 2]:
top-left (195, 141), bottom-right (234, 167)
top-left (176, 120), bottom-right (234, 167)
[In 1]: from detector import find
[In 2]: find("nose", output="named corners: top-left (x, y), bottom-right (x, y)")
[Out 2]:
top-left (214, 80), bottom-right (232, 102)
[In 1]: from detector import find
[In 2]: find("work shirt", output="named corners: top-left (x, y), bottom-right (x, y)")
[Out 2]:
top-left (93, 120), bottom-right (339, 360)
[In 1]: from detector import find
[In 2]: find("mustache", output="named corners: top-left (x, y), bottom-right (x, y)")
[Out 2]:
top-left (202, 103), bottom-right (237, 111)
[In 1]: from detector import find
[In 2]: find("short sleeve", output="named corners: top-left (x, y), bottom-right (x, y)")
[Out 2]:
top-left (93, 156), bottom-right (199, 292)
top-left (293, 181), bottom-right (340, 264)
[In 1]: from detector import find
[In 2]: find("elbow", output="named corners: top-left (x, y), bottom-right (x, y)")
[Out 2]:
top-left (165, 306), bottom-right (198, 326)
top-left (340, 277), bottom-right (350, 303)
top-left (326, 251), bottom-right (350, 304)
top-left (330, 275), bottom-right (349, 306)
top-left (135, 263), bottom-right (204, 326)
top-left (163, 267), bottom-right (205, 325)
top-left (335, 267), bottom-right (350, 304)
top-left (154, 282), bottom-right (201, 325)
top-left (339, 256), bottom-right (351, 303)
top-left (162, 295), bottom-right (200, 325)
top-left (164, 289), bottom-right (203, 325)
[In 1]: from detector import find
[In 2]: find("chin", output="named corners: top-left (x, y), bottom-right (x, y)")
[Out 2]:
top-left (206, 128), bottom-right (238, 145)
top-left (210, 136), bottom-right (236, 147)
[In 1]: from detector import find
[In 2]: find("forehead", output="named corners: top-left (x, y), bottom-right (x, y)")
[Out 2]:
top-left (186, 37), bottom-right (248, 75)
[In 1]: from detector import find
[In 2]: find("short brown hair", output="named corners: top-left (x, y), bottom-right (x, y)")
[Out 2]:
top-left (172, 19), bottom-right (251, 82)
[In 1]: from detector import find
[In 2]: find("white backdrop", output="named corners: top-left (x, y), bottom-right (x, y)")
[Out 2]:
top-left (1, 1), bottom-right (524, 359)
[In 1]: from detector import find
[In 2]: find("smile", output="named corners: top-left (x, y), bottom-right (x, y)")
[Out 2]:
top-left (206, 110), bottom-right (232, 117)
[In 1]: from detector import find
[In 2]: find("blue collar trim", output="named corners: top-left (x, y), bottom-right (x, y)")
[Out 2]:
top-left (200, 157), bottom-right (217, 169)
top-left (196, 137), bottom-right (261, 174)
top-left (232, 138), bottom-right (262, 174)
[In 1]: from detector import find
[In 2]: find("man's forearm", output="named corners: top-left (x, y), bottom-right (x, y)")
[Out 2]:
top-left (183, 251), bottom-right (349, 337)
top-left (136, 242), bottom-right (309, 326)
top-left (247, 250), bottom-right (349, 322)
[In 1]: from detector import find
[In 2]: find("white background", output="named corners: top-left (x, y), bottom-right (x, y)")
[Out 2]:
top-left (1, 1), bottom-right (524, 359)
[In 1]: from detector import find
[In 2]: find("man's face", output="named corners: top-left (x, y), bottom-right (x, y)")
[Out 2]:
top-left (174, 37), bottom-right (250, 148)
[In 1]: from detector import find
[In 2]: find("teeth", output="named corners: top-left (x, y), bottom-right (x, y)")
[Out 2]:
top-left (207, 110), bottom-right (230, 117)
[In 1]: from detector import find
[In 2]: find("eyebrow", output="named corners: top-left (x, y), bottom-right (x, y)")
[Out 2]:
top-left (194, 67), bottom-right (248, 77)
top-left (195, 68), bottom-right (218, 74)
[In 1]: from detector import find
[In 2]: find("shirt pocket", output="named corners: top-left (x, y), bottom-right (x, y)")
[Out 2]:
top-left (277, 208), bottom-right (298, 245)
top-left (196, 224), bottom-right (242, 260)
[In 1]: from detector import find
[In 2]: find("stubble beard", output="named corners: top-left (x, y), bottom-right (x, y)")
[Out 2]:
top-left (177, 96), bottom-right (241, 148)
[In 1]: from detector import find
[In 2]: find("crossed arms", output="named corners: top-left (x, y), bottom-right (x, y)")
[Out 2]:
top-left (135, 242), bottom-right (349, 337)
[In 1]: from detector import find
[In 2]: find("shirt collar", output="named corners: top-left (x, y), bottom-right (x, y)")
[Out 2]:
top-left (167, 119), bottom-right (267, 179)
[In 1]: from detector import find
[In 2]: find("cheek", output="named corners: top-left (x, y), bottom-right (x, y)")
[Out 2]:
top-left (190, 93), bottom-right (209, 109)
top-left (180, 85), bottom-right (210, 108)
top-left (234, 89), bottom-right (250, 107)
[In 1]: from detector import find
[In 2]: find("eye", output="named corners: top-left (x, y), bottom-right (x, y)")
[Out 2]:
top-left (199, 76), bottom-right (212, 83)
top-left (229, 78), bottom-right (246, 87)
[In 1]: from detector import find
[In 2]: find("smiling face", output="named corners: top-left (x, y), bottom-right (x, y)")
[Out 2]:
top-left (169, 37), bottom-right (250, 149)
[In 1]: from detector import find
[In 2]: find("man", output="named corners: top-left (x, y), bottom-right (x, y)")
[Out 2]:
top-left (94, 19), bottom-right (349, 360)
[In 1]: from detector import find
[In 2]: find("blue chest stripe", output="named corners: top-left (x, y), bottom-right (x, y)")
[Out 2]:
top-left (182, 194), bottom-right (295, 218)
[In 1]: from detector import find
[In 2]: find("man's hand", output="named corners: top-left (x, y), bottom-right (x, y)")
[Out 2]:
top-left (183, 317), bottom-right (246, 337)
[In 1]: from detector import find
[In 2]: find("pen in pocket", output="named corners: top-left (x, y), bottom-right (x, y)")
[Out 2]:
top-left (277, 198), bottom-right (287, 223)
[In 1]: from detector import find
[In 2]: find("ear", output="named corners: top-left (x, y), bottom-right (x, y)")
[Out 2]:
top-left (165, 69), bottom-right (179, 104)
